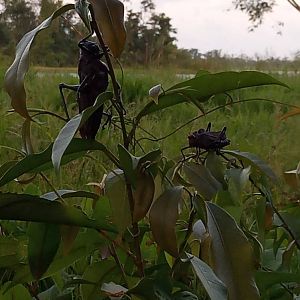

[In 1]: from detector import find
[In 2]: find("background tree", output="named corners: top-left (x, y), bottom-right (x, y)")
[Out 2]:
top-left (0, 0), bottom-right (37, 54)
top-left (234, 0), bottom-right (300, 27)
top-left (122, 0), bottom-right (177, 66)
top-left (31, 0), bottom-right (79, 66)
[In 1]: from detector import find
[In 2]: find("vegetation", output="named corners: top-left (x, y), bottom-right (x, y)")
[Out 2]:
top-left (0, 0), bottom-right (300, 300)
top-left (234, 0), bottom-right (300, 28)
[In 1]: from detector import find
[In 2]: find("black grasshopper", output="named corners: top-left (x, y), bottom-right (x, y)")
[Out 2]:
top-left (182, 123), bottom-right (230, 158)
top-left (59, 38), bottom-right (109, 139)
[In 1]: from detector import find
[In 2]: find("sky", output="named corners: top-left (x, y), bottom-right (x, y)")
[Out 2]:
top-left (124, 0), bottom-right (300, 59)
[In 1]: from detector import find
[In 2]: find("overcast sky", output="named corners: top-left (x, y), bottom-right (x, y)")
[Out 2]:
top-left (125, 0), bottom-right (300, 58)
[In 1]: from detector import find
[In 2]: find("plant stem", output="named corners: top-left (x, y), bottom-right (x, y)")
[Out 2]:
top-left (220, 152), bottom-right (300, 251)
top-left (126, 182), bottom-right (145, 277)
top-left (89, 5), bottom-right (128, 147)
top-left (109, 243), bottom-right (128, 286)
top-left (137, 98), bottom-right (299, 144)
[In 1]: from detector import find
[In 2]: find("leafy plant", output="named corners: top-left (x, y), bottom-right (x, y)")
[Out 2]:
top-left (1, 0), bottom-right (299, 299)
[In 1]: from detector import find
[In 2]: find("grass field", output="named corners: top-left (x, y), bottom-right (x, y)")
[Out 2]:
top-left (0, 67), bottom-right (299, 198)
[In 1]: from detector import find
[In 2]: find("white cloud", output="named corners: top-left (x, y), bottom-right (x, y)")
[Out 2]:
top-left (125, 0), bottom-right (300, 58)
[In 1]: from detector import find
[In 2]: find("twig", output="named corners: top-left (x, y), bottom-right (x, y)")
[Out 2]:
top-left (126, 182), bottom-right (145, 277)
top-left (109, 243), bottom-right (128, 286)
top-left (137, 98), bottom-right (299, 143)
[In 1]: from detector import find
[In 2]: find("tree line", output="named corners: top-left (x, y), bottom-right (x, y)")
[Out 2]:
top-left (1, 0), bottom-right (299, 69)
top-left (0, 0), bottom-right (183, 67)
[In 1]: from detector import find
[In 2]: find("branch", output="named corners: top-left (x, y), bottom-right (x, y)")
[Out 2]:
top-left (137, 98), bottom-right (298, 144)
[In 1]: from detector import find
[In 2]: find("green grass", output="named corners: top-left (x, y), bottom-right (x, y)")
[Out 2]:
top-left (0, 67), bottom-right (299, 196)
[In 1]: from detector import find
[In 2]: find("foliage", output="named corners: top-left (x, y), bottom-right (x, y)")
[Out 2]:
top-left (234, 0), bottom-right (300, 28)
top-left (1, 0), bottom-right (300, 299)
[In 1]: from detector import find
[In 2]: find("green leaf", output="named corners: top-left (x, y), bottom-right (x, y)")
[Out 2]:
top-left (90, 0), bottom-right (126, 58)
top-left (132, 170), bottom-right (155, 222)
top-left (0, 161), bottom-right (18, 178)
top-left (128, 277), bottom-right (171, 300)
top-left (41, 190), bottom-right (99, 201)
top-left (61, 225), bottom-right (80, 256)
top-left (105, 170), bottom-right (131, 233)
top-left (195, 70), bottom-right (211, 77)
top-left (206, 202), bottom-right (259, 300)
top-left (223, 150), bottom-right (277, 183)
top-left (137, 71), bottom-right (288, 118)
top-left (52, 92), bottom-right (112, 172)
top-left (172, 291), bottom-right (199, 300)
top-left (187, 253), bottom-right (227, 300)
top-left (81, 260), bottom-right (118, 300)
top-left (138, 149), bottom-right (162, 166)
top-left (12, 229), bottom-right (106, 285)
top-left (0, 283), bottom-right (32, 300)
top-left (0, 192), bottom-right (116, 232)
top-left (205, 152), bottom-right (226, 188)
top-left (280, 207), bottom-right (300, 245)
top-left (183, 162), bottom-right (222, 200)
top-left (0, 138), bottom-right (116, 187)
top-left (4, 4), bottom-right (74, 119)
top-left (255, 271), bottom-right (300, 291)
top-left (0, 236), bottom-right (26, 268)
top-left (28, 222), bottom-right (61, 280)
top-left (149, 186), bottom-right (183, 257)
top-left (118, 144), bottom-right (138, 188)
top-left (75, 0), bottom-right (92, 32)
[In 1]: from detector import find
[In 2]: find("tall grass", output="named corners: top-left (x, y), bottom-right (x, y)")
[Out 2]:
top-left (0, 67), bottom-right (299, 195)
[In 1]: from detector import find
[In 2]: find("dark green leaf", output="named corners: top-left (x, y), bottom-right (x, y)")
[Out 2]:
top-left (52, 92), bottom-right (112, 172)
top-left (255, 271), bottom-right (300, 291)
top-left (0, 283), bottom-right (32, 300)
top-left (81, 260), bottom-right (118, 299)
top-left (132, 171), bottom-right (155, 222)
top-left (206, 202), bottom-right (259, 300)
top-left (137, 71), bottom-right (288, 118)
top-left (205, 152), bottom-right (226, 188)
top-left (0, 138), bottom-right (116, 187)
top-left (172, 291), bottom-right (199, 300)
top-left (0, 161), bottom-right (17, 178)
top-left (0, 236), bottom-right (26, 268)
top-left (138, 149), bottom-right (162, 166)
top-left (280, 207), bottom-right (300, 245)
top-left (41, 190), bottom-right (99, 201)
top-left (187, 253), bottom-right (227, 300)
top-left (118, 144), bottom-right (138, 187)
top-left (12, 229), bottom-right (106, 285)
top-left (223, 150), bottom-right (277, 183)
top-left (0, 192), bottom-right (116, 232)
top-left (28, 222), bottom-right (61, 279)
top-left (183, 162), bottom-right (222, 200)
top-left (105, 170), bottom-right (131, 232)
top-left (195, 70), bottom-right (211, 77)
top-left (149, 186), bottom-right (183, 257)
top-left (4, 4), bottom-right (74, 119)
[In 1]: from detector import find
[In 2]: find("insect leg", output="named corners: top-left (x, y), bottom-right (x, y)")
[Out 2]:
top-left (181, 146), bottom-right (191, 161)
top-left (59, 83), bottom-right (80, 120)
